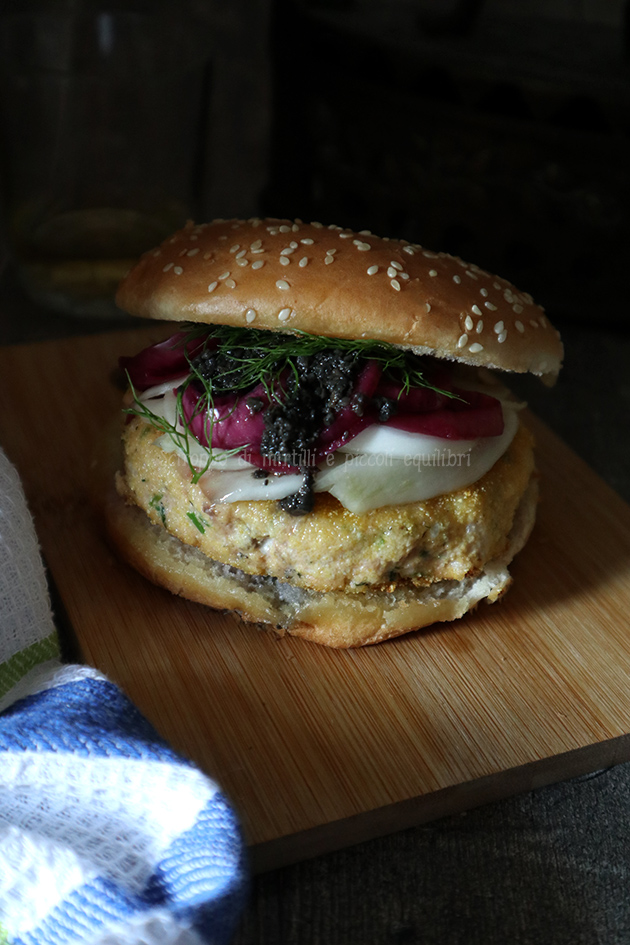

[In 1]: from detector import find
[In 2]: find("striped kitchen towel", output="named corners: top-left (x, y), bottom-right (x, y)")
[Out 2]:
top-left (0, 448), bottom-right (247, 945)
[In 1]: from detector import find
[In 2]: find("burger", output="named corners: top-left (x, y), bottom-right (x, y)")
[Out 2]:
top-left (108, 217), bottom-right (563, 647)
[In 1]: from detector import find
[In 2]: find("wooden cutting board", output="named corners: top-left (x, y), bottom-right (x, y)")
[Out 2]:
top-left (1, 327), bottom-right (630, 873)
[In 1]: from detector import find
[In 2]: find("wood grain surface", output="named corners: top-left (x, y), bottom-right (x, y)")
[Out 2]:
top-left (1, 327), bottom-right (630, 873)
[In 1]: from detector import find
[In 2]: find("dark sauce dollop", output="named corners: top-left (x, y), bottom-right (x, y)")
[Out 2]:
top-left (260, 350), bottom-right (359, 467)
top-left (192, 345), bottom-right (267, 393)
top-left (278, 467), bottom-right (316, 516)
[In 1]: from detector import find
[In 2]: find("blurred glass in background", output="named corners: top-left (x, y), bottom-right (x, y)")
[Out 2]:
top-left (0, 1), bottom-right (210, 318)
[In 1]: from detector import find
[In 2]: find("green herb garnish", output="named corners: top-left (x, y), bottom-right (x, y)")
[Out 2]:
top-left (149, 493), bottom-right (167, 526)
top-left (187, 510), bottom-right (207, 534)
top-left (179, 324), bottom-right (458, 400)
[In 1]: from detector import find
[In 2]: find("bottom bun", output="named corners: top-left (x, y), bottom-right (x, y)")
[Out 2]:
top-left (105, 476), bottom-right (538, 648)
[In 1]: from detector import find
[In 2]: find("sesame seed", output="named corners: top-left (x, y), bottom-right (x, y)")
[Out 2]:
top-left (280, 247), bottom-right (294, 256)
top-left (429, 269), bottom-right (438, 277)
top-left (235, 249), bottom-right (247, 258)
top-left (229, 244), bottom-right (240, 253)
top-left (251, 260), bottom-right (264, 270)
top-left (504, 290), bottom-right (515, 303)
top-left (471, 304), bottom-right (482, 316)
top-left (484, 301), bottom-right (498, 311)
top-left (476, 320), bottom-right (483, 333)
top-left (203, 252), bottom-right (212, 260)
top-left (400, 272), bottom-right (410, 281)
top-left (179, 248), bottom-right (188, 256)
top-left (465, 270), bottom-right (478, 280)
top-left (218, 271), bottom-right (230, 280)
top-left (208, 281), bottom-right (218, 292)
top-left (250, 240), bottom-right (262, 251)
top-left (367, 265), bottom-right (379, 275)
top-left (299, 257), bottom-right (308, 267)
top-left (326, 248), bottom-right (337, 255)
top-left (291, 223), bottom-right (300, 232)
top-left (469, 342), bottom-right (484, 353)
top-left (173, 266), bottom-right (183, 275)
top-left (311, 221), bottom-right (323, 228)
top-left (464, 315), bottom-right (474, 331)
top-left (387, 266), bottom-right (397, 278)
top-left (390, 260), bottom-right (403, 271)
top-left (279, 225), bottom-right (290, 233)
top-left (356, 242), bottom-right (371, 251)
top-left (338, 232), bottom-right (352, 239)
top-left (391, 279), bottom-right (401, 291)
top-left (289, 241), bottom-right (298, 249)
top-left (251, 248), bottom-right (264, 254)
top-left (278, 307), bottom-right (292, 321)
top-left (403, 245), bottom-right (415, 255)
top-left (187, 248), bottom-right (199, 257)
top-left (493, 281), bottom-right (501, 290)
top-left (423, 251), bottom-right (438, 259)
top-left (493, 321), bottom-right (505, 334)
top-left (425, 303), bottom-right (431, 313)
top-left (480, 287), bottom-right (488, 297)
top-left (515, 320), bottom-right (525, 333)
top-left (513, 303), bottom-right (523, 314)
top-left (236, 258), bottom-right (249, 267)
top-left (300, 238), bottom-right (314, 245)
top-left (246, 309), bottom-right (256, 323)
top-left (279, 256), bottom-right (290, 266)
top-left (162, 262), bottom-right (174, 272)
top-left (498, 330), bottom-right (507, 343)
top-left (457, 333), bottom-right (468, 348)
top-left (530, 319), bottom-right (539, 328)
top-left (453, 274), bottom-right (461, 284)
top-left (225, 279), bottom-right (236, 288)
top-left (152, 249), bottom-right (161, 257)
top-left (359, 229), bottom-right (372, 235)
top-left (276, 279), bottom-right (290, 290)
top-left (324, 255), bottom-right (335, 265)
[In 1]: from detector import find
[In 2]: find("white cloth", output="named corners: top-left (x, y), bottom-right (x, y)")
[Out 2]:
top-left (0, 449), bottom-right (246, 945)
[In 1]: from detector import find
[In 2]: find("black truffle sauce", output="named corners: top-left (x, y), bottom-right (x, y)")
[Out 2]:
top-left (192, 344), bottom-right (365, 515)
top-left (193, 345), bottom-right (267, 393)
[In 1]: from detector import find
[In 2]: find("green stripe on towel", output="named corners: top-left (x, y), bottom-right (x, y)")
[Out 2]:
top-left (0, 631), bottom-right (60, 701)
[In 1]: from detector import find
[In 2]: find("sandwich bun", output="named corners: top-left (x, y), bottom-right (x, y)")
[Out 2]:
top-left (116, 218), bottom-right (563, 383)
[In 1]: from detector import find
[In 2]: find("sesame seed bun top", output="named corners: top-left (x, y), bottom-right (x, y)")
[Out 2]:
top-left (116, 217), bottom-right (563, 382)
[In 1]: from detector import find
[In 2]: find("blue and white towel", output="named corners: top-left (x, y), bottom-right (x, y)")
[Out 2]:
top-left (0, 448), bottom-right (247, 945)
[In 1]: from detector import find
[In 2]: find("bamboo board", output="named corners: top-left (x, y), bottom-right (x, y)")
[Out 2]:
top-left (1, 327), bottom-right (630, 873)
